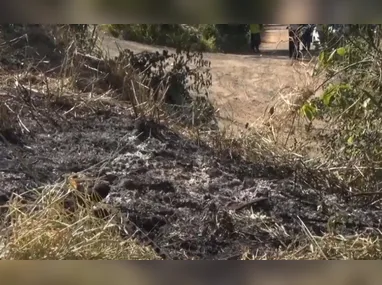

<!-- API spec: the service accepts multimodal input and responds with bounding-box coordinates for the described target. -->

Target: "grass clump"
[0,181,161,260]
[242,233,382,260]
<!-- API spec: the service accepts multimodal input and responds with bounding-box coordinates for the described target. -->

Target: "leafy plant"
[301,24,382,191]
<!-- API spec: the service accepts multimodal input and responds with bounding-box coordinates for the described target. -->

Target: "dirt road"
[99,31,315,128]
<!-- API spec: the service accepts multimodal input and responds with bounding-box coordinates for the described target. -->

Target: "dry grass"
[239,210,382,260]
[242,233,382,260]
[257,60,321,148]
[0,180,161,260]
[0,26,163,260]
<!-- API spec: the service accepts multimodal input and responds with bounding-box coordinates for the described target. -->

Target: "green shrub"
[302,25,382,191]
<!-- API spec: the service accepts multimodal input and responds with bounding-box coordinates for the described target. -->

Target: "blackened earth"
[1,93,382,260]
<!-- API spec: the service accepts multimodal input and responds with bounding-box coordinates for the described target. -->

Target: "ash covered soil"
[1,91,382,260]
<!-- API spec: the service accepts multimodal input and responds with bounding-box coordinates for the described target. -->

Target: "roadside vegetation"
[104,24,250,52]
[300,25,382,195]
[0,24,381,260]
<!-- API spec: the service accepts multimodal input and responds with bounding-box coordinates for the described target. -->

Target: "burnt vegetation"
[0,24,381,260]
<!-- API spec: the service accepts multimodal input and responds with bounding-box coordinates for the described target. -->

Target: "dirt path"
[99,32,315,128]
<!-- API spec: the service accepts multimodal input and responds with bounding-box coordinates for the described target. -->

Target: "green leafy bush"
[302,25,382,191]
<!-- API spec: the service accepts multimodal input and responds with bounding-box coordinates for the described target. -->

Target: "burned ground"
[1,88,382,260]
[1,25,382,260]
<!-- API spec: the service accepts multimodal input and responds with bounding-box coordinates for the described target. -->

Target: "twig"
[232,197,268,212]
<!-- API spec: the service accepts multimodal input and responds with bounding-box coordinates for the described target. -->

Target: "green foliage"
[213,24,250,53]
[105,24,250,53]
[106,24,215,52]
[302,24,382,190]
[300,102,317,121]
